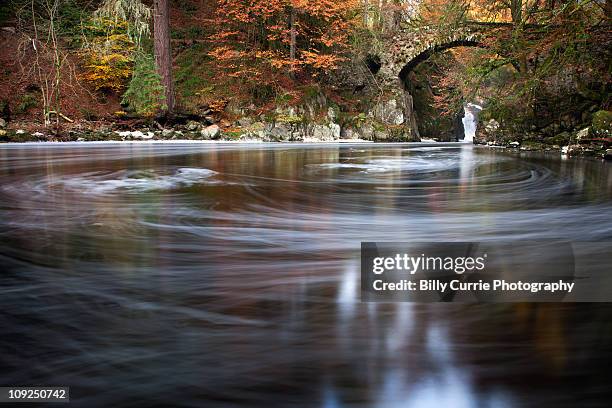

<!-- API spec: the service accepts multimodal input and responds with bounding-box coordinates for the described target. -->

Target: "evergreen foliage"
[121,52,166,117]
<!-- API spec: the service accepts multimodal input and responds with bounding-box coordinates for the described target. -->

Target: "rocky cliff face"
[233,97,413,142]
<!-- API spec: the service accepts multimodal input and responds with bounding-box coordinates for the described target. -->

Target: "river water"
[1,142,611,407]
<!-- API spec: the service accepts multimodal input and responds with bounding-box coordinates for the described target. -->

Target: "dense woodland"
[0,0,610,147]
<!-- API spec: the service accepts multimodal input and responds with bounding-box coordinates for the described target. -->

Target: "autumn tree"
[210,0,358,96]
[80,18,135,93]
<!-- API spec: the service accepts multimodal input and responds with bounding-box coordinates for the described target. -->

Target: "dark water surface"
[1,142,612,407]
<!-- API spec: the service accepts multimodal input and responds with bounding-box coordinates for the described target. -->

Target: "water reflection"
[0,143,611,407]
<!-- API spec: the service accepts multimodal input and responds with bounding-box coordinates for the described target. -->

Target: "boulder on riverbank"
[200,125,221,140]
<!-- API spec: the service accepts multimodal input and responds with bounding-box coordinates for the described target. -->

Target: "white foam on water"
[58,167,218,194]
[308,150,506,175]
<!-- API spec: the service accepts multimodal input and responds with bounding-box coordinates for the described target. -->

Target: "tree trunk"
[289,7,297,78]
[153,0,175,114]
[510,0,523,24]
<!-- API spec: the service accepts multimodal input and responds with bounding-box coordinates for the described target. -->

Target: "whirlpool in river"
[1,142,611,407]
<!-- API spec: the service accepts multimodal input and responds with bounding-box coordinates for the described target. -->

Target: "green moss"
[275,93,294,106]
[546,132,571,146]
[354,112,367,125]
[386,125,410,141]
[262,112,277,123]
[276,114,303,124]
[591,110,612,136]
[335,111,367,128]
[223,130,243,139]
[300,85,321,101]
[178,75,210,98]
[520,141,546,150]
[0,130,37,143]
[372,120,386,132]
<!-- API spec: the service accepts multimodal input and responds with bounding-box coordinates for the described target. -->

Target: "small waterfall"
[461,103,482,143]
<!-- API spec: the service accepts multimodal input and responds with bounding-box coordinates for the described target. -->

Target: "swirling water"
[1,142,611,407]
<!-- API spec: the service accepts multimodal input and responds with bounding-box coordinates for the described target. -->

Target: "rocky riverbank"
[0,120,366,143]
[2,106,611,162]
[475,110,612,160]
[0,95,416,144]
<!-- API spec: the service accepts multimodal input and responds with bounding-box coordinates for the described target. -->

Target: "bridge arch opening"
[398,39,483,85]
[397,41,485,142]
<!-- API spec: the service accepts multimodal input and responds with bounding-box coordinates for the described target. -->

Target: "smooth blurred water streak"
[0,142,611,407]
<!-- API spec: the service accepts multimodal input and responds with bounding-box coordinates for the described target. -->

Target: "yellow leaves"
[96,53,131,65]
[194,86,215,97]
[81,49,133,92]
[81,61,132,92]
[270,58,292,69]
[80,18,135,93]
[255,50,274,59]
[208,99,229,113]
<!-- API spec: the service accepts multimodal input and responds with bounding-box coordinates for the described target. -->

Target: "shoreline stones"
[200,124,221,140]
[185,120,201,131]
[115,130,155,140]
[576,127,590,141]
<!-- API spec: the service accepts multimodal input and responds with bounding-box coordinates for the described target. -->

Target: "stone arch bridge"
[378,24,491,82]
[373,23,503,140]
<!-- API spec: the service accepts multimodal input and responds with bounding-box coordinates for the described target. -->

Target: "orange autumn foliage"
[210,0,358,87]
